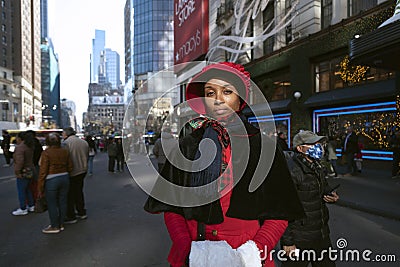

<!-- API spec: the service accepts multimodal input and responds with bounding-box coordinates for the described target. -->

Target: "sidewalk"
[328,164,400,221]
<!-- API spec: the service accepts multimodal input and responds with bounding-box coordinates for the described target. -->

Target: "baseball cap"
[292,130,327,148]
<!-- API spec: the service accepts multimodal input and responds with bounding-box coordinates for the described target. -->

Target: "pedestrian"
[1,129,11,167]
[62,127,89,223]
[281,130,339,267]
[116,138,124,172]
[341,126,359,176]
[11,132,35,215]
[327,136,338,178]
[107,138,117,173]
[144,62,304,267]
[85,135,97,176]
[25,130,43,201]
[390,129,400,178]
[277,132,290,151]
[354,140,364,173]
[99,139,105,152]
[152,127,175,172]
[37,133,73,234]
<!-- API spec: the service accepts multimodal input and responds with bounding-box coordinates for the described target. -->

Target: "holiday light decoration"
[339,55,369,84]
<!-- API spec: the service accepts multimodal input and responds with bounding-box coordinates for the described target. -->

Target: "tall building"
[0,0,42,130]
[104,48,121,89]
[40,0,61,128]
[91,30,106,83]
[41,39,60,127]
[124,0,176,137]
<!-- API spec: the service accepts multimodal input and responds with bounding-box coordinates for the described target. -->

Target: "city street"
[0,152,399,266]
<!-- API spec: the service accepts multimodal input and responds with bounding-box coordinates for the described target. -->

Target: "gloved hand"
[189,240,243,267]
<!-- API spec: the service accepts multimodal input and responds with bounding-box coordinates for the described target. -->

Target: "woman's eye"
[206,91,214,97]
[224,89,233,95]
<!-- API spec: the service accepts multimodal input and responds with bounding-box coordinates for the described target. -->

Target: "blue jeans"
[16,178,34,209]
[88,156,94,174]
[45,174,70,228]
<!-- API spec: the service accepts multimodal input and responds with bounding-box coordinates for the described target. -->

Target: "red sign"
[174,0,209,64]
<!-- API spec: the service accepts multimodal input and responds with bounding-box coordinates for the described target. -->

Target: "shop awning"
[349,20,400,70]
[304,79,397,108]
[243,99,291,116]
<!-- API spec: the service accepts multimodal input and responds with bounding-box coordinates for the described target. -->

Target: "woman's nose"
[214,90,224,104]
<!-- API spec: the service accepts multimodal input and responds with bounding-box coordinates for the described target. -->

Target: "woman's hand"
[323,191,339,203]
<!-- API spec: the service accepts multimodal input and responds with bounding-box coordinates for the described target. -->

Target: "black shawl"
[144,121,305,224]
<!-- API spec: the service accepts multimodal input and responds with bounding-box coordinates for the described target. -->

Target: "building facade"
[91,29,106,83]
[0,0,42,130]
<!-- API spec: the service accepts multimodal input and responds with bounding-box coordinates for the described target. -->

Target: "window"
[348,0,377,17]
[321,0,333,29]
[263,2,275,54]
[314,56,395,92]
[2,35,6,44]
[1,0,5,8]
[260,70,291,101]
[3,71,6,78]
[1,24,5,32]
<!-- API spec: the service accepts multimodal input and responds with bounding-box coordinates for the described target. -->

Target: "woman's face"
[204,78,241,118]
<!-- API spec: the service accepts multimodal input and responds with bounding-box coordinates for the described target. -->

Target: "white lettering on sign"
[206,0,299,62]
[176,29,201,62]
[175,0,196,27]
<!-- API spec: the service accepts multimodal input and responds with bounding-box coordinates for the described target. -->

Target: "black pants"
[345,152,357,174]
[3,149,11,164]
[108,156,116,172]
[281,239,336,267]
[66,173,87,218]
[116,155,124,171]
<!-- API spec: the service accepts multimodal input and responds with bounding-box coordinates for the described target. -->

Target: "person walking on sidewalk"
[37,133,73,234]
[281,130,339,267]
[277,132,290,151]
[107,138,117,173]
[145,62,304,267]
[390,129,400,179]
[116,138,124,172]
[85,135,97,176]
[341,126,359,176]
[1,130,11,167]
[62,127,89,223]
[12,132,35,215]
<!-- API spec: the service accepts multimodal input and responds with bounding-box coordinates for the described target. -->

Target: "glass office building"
[133,0,174,75]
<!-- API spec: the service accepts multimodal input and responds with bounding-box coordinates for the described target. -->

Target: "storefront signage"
[174,0,209,64]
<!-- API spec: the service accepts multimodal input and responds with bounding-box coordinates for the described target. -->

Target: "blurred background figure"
[1,130,11,167]
[26,130,43,201]
[152,127,175,172]
[277,131,290,151]
[85,135,97,176]
[107,138,117,173]
[116,138,124,172]
[341,126,359,176]
[390,129,400,179]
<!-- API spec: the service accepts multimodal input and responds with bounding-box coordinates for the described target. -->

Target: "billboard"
[174,0,209,64]
[92,96,124,105]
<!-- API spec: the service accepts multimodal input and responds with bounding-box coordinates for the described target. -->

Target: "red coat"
[165,189,288,267]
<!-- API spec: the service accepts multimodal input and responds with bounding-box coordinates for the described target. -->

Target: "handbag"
[35,196,48,213]
[21,167,34,179]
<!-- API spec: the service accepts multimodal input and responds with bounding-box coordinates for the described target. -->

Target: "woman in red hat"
[145,62,304,267]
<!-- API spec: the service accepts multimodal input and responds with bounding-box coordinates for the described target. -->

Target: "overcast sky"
[49,0,126,127]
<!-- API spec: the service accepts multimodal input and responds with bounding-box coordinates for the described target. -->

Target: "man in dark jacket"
[281,130,339,267]
[342,126,359,176]
[1,130,11,166]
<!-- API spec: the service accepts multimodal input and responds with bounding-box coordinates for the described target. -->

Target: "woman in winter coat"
[145,62,304,267]
[38,133,73,234]
[12,132,35,216]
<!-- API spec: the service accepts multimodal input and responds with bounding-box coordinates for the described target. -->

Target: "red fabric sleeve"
[253,220,288,260]
[164,212,192,267]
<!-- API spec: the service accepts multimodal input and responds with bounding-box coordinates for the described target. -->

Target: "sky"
[49,0,126,126]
